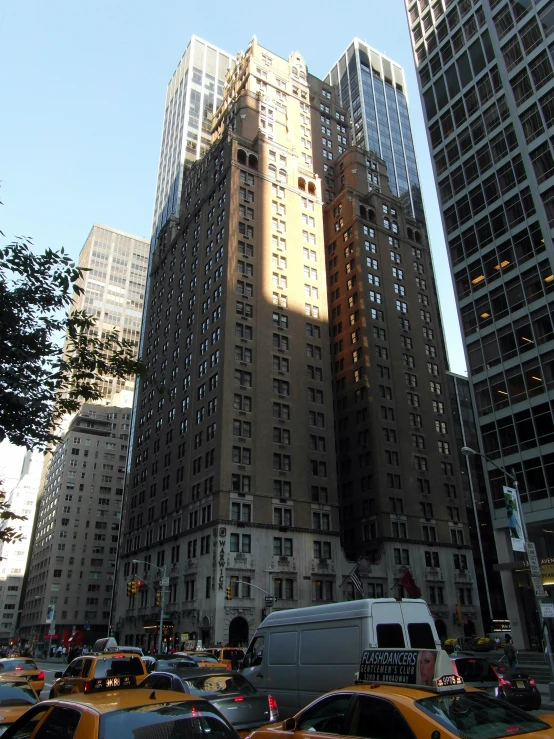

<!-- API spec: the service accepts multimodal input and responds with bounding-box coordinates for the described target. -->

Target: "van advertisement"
[359,649,438,686]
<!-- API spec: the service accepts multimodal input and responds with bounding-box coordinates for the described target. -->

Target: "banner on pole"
[503,486,525,552]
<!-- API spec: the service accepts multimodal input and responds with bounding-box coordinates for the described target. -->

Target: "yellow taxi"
[244,649,554,739]
[206,646,245,668]
[174,650,228,669]
[0,686,243,739]
[49,650,148,698]
[0,658,44,694]
[0,680,39,736]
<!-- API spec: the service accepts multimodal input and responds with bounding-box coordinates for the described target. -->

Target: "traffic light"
[226,586,233,600]
[130,579,137,596]
[155,589,161,606]
[136,579,144,592]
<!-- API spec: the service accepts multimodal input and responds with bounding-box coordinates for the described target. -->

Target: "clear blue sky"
[0,2,466,422]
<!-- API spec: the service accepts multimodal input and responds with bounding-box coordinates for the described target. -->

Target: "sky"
[0,0,467,474]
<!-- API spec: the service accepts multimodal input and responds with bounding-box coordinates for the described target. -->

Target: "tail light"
[268,695,278,720]
[233,696,244,702]
[37,672,45,681]
[499,677,512,687]
[226,664,231,670]
[530,678,536,686]
[83,680,92,693]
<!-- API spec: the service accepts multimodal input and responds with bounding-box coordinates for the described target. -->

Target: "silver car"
[138,668,279,731]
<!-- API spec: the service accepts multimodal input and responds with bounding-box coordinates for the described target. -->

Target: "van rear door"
[370,602,407,648]
[400,602,439,648]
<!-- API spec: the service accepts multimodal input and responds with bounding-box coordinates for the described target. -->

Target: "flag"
[399,570,421,598]
[349,565,364,597]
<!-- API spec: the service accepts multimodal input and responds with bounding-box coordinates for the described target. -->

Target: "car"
[0,659,44,695]
[207,647,245,668]
[114,645,143,656]
[174,651,227,668]
[244,648,553,739]
[450,655,499,692]
[138,667,278,732]
[0,680,40,736]
[49,650,148,698]
[490,661,542,711]
[0,688,243,739]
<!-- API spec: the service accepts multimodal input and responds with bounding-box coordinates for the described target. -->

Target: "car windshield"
[416,692,549,739]
[93,657,144,678]
[158,660,196,670]
[98,701,236,739]
[454,659,499,682]
[183,674,256,696]
[0,660,37,671]
[0,684,38,706]
[190,654,218,663]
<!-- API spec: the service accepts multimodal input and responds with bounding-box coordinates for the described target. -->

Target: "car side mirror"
[54,672,63,679]
[283,718,296,731]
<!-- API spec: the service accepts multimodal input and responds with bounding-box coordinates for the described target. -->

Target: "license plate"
[516,680,525,688]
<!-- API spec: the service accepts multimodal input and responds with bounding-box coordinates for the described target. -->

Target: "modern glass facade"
[405,0,554,645]
[326,39,424,222]
[151,36,233,246]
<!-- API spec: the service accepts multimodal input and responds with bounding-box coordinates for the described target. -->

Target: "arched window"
[367,208,376,221]
[407,227,414,240]
[308,181,316,196]
[248,154,258,170]
[237,149,247,165]
[298,177,306,191]
[415,231,422,243]
[392,221,399,234]
[360,206,367,220]
[268,164,277,179]
[279,169,287,184]
[384,217,390,230]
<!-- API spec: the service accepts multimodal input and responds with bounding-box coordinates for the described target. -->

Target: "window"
[273,537,293,556]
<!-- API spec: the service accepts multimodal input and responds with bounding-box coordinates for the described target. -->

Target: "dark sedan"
[491,661,542,711]
[143,655,199,673]
[138,668,278,731]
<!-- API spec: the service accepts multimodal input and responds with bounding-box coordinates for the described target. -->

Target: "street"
[32,659,554,715]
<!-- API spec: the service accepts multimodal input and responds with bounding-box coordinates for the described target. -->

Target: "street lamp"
[461,446,554,686]
[263,569,276,613]
[132,560,167,654]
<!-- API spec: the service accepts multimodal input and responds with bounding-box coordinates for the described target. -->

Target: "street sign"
[531,575,546,597]
[541,603,554,618]
[161,577,169,586]
[526,542,542,576]
[264,596,276,605]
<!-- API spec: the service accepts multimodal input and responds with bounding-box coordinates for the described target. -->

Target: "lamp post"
[263,569,276,614]
[132,560,167,654]
[461,446,554,687]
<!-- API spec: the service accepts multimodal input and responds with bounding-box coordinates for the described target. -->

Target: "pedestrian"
[150,643,155,656]
[504,638,517,669]
[495,637,501,649]
[56,645,62,659]
[230,650,239,671]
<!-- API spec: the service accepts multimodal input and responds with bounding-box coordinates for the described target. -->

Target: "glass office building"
[151,36,233,245]
[405,0,554,646]
[326,39,424,222]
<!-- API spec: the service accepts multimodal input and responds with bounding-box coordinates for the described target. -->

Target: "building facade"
[405,0,554,644]
[322,146,482,638]
[64,223,149,401]
[0,452,42,646]
[19,400,132,650]
[151,37,233,246]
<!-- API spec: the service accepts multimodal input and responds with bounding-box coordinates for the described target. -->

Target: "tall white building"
[151,36,233,245]
[0,452,42,645]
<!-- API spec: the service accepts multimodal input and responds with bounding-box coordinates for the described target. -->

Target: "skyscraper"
[151,37,233,245]
[405,0,554,644]
[19,400,133,649]
[0,452,41,647]
[326,40,424,222]
[65,223,149,401]
[114,35,483,649]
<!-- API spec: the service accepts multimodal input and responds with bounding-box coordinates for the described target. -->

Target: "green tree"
[0,235,146,450]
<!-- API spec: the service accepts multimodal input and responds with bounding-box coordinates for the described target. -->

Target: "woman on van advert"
[418,650,436,686]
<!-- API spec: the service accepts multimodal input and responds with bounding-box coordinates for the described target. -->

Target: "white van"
[241,598,440,718]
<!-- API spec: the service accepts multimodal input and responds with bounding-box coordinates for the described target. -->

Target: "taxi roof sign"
[357,649,464,693]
